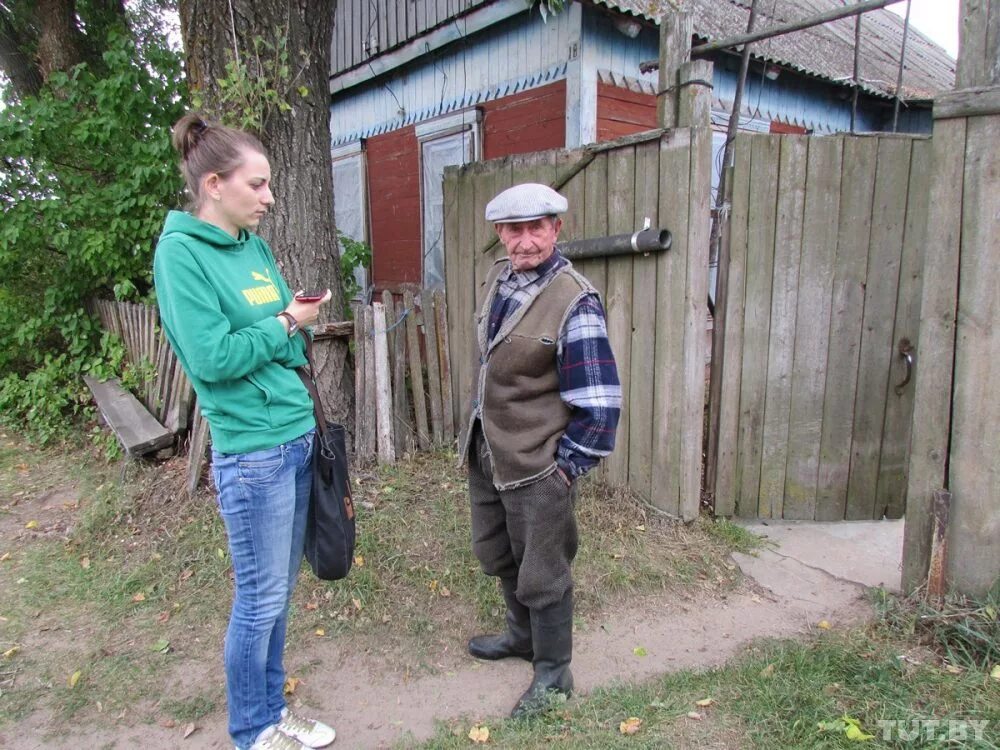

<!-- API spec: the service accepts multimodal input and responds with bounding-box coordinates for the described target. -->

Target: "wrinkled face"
[495,217,562,272]
[201,147,274,236]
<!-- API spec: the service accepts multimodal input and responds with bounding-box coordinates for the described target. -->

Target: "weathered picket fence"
[352,289,453,465]
[90,299,211,492]
[91,299,194,433]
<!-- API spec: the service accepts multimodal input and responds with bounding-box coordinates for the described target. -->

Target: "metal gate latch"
[895,338,914,395]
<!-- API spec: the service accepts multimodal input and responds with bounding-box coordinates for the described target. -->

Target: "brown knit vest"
[459,258,595,490]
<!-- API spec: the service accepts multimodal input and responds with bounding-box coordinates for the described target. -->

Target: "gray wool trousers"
[468,423,579,611]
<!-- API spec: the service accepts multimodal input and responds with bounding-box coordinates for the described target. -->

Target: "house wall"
[361,80,566,291]
[329,11,575,147]
[482,80,567,159]
[366,125,423,288]
[331,0,493,75]
[596,80,657,141]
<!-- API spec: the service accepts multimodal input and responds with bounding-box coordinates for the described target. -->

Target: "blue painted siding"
[330,12,575,146]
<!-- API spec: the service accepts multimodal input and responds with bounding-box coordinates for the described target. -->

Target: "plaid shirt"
[488,251,621,479]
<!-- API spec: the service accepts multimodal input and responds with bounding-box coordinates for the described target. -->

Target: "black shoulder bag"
[297,331,356,581]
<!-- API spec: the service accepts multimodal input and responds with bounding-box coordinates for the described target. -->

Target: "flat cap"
[484,183,568,223]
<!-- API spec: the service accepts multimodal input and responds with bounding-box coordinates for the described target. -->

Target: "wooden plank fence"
[712,132,932,520]
[93,294,451,478]
[442,121,712,521]
[91,299,194,434]
[352,290,454,465]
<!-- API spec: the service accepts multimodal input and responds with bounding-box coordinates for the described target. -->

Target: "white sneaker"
[277,708,336,748]
[242,725,312,750]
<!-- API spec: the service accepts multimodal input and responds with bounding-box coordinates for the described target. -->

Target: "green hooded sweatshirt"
[153,210,315,455]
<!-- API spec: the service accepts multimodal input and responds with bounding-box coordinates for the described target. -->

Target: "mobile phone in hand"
[294,290,326,303]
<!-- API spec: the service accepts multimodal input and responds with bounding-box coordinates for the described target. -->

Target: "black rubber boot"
[468,578,533,661]
[511,590,574,718]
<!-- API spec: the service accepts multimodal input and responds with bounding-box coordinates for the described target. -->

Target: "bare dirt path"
[10,553,871,750]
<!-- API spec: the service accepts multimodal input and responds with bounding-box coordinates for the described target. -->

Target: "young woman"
[154,112,336,750]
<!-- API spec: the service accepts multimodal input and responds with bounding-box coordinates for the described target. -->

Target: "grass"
[0,434,750,728]
[286,451,750,668]
[2,430,997,748]
[415,624,1000,749]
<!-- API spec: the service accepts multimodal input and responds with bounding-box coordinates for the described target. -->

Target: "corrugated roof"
[592,0,955,99]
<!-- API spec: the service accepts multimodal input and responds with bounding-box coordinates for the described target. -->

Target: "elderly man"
[458,183,621,717]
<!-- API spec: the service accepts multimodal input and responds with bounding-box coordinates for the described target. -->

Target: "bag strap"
[296,329,327,437]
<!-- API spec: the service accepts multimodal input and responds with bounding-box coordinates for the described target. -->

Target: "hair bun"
[172,112,212,159]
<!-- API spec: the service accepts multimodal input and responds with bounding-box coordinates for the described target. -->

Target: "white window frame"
[330,141,370,301]
[417,109,481,289]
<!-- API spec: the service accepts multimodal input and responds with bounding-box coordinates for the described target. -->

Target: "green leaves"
[0,33,186,441]
[209,32,312,133]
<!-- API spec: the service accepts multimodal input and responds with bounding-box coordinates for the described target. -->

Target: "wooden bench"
[84,375,174,456]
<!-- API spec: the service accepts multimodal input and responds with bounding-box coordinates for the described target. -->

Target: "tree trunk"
[178,0,353,431]
[0,0,127,99]
[0,11,43,98]
[35,0,90,79]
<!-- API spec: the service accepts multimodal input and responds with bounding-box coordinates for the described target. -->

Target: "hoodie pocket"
[246,372,273,406]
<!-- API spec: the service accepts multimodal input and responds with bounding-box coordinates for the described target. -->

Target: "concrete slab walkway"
[735,519,905,592]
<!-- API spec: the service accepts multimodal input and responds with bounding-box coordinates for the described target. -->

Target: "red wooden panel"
[366,125,422,289]
[596,82,657,142]
[482,80,567,160]
[770,121,809,135]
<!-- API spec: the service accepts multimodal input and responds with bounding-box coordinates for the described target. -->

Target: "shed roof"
[592,0,956,99]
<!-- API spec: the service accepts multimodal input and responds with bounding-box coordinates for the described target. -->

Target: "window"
[331,142,368,299]
[417,111,480,289]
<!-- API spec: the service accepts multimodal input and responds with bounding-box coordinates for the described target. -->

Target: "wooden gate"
[443,126,711,520]
[713,132,932,520]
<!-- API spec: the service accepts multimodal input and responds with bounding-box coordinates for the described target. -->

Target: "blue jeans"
[211,429,315,750]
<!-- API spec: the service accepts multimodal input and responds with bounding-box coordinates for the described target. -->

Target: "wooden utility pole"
[654,8,712,521]
[656,8,693,129]
[891,0,913,132]
[902,0,1000,597]
[705,0,759,502]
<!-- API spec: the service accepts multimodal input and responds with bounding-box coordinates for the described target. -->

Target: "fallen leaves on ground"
[183,722,196,739]
[817,620,831,630]
[759,663,775,678]
[818,716,873,741]
[3,646,20,659]
[633,646,647,657]
[151,638,170,654]
[695,697,714,707]
[315,628,326,637]
[284,677,300,695]
[991,665,1000,682]
[24,520,38,529]
[468,724,490,743]
[68,670,82,688]
[619,717,642,735]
